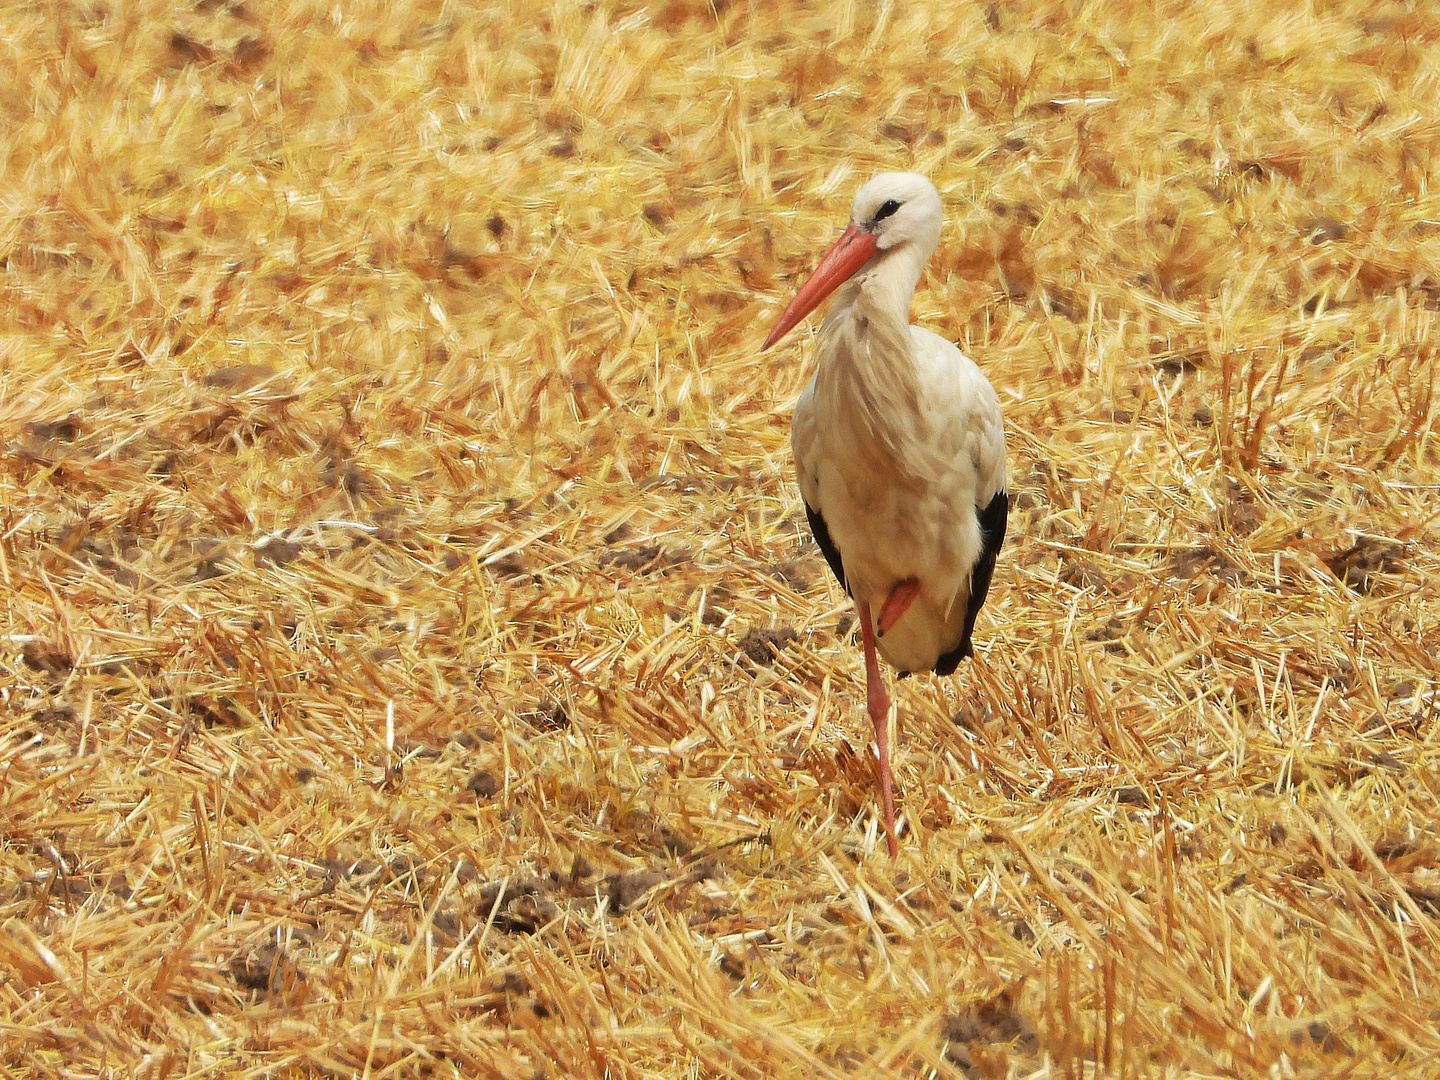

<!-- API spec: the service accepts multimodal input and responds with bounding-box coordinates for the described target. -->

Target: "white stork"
[762,172,1008,857]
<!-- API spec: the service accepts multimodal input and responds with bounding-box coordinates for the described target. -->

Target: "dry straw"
[2,0,1439,1076]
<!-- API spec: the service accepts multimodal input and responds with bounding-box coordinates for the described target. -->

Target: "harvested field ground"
[3,1,1440,1076]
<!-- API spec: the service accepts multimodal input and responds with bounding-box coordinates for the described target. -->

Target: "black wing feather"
[933,489,1009,676]
[804,502,850,596]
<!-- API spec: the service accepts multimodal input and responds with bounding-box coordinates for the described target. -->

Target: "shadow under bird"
[762,172,1008,857]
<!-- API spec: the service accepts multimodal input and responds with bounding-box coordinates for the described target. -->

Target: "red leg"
[876,577,921,637]
[857,600,899,858]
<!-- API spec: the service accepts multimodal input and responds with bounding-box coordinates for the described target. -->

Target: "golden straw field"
[4,0,1440,1075]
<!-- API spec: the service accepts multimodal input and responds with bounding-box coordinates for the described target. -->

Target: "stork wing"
[792,378,849,591]
[912,326,1007,676]
[933,488,1008,675]
[804,502,848,595]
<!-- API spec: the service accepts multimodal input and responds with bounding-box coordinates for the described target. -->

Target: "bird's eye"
[873,199,902,223]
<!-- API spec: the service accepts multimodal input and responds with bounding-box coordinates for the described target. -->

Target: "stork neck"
[820,238,928,367]
[814,240,939,482]
[857,240,928,321]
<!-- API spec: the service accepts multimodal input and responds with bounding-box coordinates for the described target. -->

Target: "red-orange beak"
[762,223,878,350]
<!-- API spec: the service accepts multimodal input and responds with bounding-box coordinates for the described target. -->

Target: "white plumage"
[764,172,1008,856]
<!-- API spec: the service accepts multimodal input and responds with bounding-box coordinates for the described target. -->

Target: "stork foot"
[876,578,921,637]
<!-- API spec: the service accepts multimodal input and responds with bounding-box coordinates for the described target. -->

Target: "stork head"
[850,171,944,255]
[763,172,944,350]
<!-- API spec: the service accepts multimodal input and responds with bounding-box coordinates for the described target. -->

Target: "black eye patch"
[872,199,902,224]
